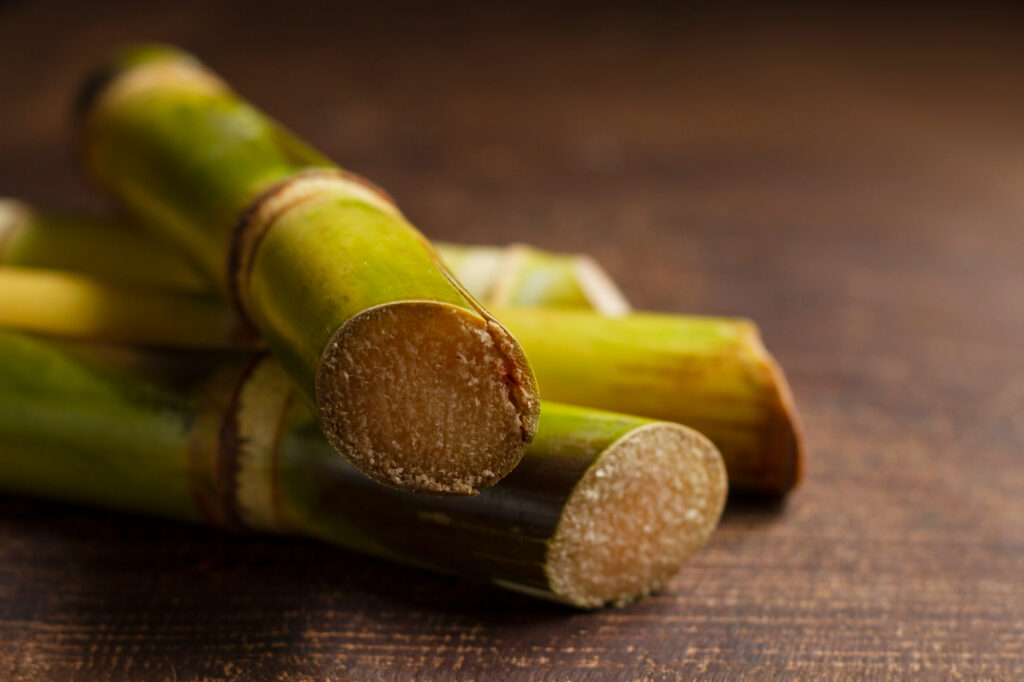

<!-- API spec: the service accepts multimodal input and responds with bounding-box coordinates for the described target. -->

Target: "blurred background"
[3,3,1024,334]
[1,2,1021,678]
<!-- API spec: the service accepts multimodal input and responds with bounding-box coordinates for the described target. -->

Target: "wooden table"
[1,3,1022,679]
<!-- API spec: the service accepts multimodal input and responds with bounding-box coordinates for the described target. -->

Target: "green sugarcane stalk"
[497,308,802,495]
[0,329,727,608]
[0,199,209,292]
[75,45,540,495]
[0,199,630,313]
[0,266,801,494]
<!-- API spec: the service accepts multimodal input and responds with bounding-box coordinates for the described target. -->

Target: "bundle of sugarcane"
[0,44,803,607]
[0,329,726,608]
[0,202,801,494]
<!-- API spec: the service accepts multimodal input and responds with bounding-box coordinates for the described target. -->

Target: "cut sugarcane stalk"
[497,308,802,495]
[0,199,630,313]
[0,266,254,349]
[0,329,727,608]
[0,199,208,292]
[75,45,540,495]
[0,266,801,494]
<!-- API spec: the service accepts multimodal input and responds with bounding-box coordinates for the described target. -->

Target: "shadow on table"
[0,488,793,677]
[0,495,589,678]
[722,492,790,519]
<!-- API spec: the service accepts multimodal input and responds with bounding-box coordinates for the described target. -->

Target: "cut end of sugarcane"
[761,350,805,494]
[316,301,540,496]
[74,44,221,125]
[745,324,805,495]
[546,423,727,608]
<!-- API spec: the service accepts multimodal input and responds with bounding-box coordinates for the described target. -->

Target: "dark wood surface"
[1,3,1023,679]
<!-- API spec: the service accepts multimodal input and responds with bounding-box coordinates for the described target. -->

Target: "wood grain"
[0,3,1022,679]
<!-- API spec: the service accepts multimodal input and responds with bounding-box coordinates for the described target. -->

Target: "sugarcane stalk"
[0,266,253,349]
[0,199,208,292]
[75,45,540,495]
[0,199,630,313]
[0,329,727,608]
[0,266,801,494]
[497,308,802,494]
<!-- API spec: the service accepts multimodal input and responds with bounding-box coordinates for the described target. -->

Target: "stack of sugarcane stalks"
[0,45,802,608]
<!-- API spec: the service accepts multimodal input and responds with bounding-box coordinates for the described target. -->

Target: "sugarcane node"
[546,422,727,607]
[487,243,528,306]
[188,352,297,532]
[232,357,297,531]
[314,301,539,496]
[183,355,254,529]
[209,353,269,531]
[0,199,28,261]
[572,254,633,316]
[226,168,397,324]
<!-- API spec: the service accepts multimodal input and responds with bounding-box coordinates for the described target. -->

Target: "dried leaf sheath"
[0,330,727,608]
[75,46,540,494]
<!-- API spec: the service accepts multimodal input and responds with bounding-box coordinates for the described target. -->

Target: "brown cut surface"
[317,301,535,495]
[548,424,726,607]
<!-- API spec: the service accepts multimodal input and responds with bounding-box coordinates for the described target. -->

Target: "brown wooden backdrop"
[1,3,1022,679]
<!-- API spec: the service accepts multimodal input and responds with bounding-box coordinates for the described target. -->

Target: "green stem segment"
[0,266,801,494]
[0,329,726,608]
[0,200,208,292]
[75,45,540,495]
[495,308,802,495]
